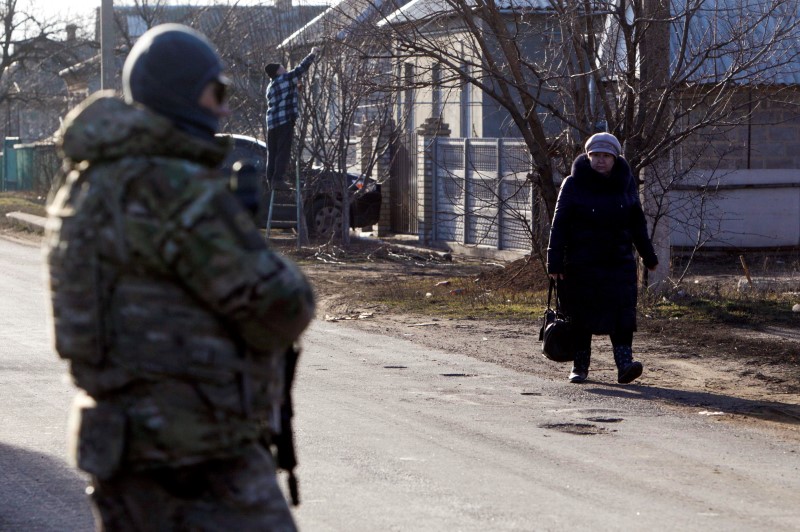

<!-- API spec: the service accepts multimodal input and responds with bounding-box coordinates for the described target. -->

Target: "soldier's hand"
[310,46,319,57]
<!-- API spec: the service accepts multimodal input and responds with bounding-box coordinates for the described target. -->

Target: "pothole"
[440,373,477,377]
[539,422,609,435]
[585,417,624,423]
[384,365,407,369]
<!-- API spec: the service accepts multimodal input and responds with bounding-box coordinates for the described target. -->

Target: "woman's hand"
[548,273,564,280]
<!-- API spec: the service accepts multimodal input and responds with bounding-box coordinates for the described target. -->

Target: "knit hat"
[584,132,622,157]
[122,24,227,140]
[265,63,282,79]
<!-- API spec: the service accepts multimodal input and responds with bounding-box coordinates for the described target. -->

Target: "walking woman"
[546,132,658,384]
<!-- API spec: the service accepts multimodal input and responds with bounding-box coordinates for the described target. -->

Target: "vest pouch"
[48,242,107,365]
[68,393,126,480]
[125,381,264,468]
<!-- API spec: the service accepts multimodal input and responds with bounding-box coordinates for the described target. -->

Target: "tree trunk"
[637,0,671,293]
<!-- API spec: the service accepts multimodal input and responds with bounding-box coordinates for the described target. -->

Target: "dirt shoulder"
[293,237,800,438]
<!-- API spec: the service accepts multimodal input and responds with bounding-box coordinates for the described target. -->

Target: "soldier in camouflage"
[44,24,314,531]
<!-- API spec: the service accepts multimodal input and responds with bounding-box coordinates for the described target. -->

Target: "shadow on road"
[0,443,94,531]
[585,385,800,426]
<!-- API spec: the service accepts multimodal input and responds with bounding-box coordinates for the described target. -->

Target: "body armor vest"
[47,160,282,471]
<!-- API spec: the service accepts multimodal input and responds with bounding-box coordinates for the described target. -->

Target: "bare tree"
[294,41,395,244]
[276,1,401,244]
[0,0,89,142]
[104,1,324,139]
[346,0,800,282]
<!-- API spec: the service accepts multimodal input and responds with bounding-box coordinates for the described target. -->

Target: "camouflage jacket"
[45,92,315,474]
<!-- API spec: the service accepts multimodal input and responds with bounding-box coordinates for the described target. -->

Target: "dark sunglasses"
[213,82,228,103]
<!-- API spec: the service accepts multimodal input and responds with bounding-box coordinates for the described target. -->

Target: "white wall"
[669,170,800,248]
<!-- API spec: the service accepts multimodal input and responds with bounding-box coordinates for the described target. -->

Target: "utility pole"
[638,0,671,292]
[100,0,115,90]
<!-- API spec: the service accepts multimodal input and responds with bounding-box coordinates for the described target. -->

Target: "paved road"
[0,237,93,531]
[1,236,799,531]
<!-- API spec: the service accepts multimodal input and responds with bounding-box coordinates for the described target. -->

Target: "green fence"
[1,137,59,194]
[2,137,19,191]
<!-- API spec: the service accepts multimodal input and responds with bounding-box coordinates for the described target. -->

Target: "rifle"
[228,165,301,504]
[276,344,301,506]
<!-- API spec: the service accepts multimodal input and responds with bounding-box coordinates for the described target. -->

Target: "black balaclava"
[122,24,225,141]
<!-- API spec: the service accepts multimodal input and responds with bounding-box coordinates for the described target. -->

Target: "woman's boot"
[613,345,643,384]
[568,350,591,383]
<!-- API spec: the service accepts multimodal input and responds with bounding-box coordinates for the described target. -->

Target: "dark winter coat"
[546,154,658,334]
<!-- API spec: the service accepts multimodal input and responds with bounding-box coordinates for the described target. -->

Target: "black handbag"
[539,278,574,362]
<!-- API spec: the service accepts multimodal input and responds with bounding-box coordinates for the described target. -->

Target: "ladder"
[264,164,308,247]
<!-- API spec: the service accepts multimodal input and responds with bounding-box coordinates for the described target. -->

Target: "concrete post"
[100,0,115,91]
[416,117,451,244]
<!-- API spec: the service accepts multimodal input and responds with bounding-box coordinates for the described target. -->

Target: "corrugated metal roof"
[378,0,553,27]
[281,0,413,48]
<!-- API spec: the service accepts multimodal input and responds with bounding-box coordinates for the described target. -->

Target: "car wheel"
[309,197,343,237]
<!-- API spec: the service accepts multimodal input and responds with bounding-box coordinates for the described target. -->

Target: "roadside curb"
[7,212,45,233]
[3,211,524,264]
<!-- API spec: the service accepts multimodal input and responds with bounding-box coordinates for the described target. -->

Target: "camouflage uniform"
[45,91,314,531]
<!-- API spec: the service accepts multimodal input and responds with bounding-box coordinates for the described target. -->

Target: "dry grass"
[275,236,800,327]
[0,191,46,218]
[368,274,545,320]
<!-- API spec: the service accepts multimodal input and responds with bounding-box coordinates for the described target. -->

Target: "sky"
[26,0,332,38]
[32,0,331,14]
[30,0,330,20]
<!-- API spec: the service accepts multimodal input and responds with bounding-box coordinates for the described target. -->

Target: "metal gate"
[390,131,418,234]
[432,137,539,251]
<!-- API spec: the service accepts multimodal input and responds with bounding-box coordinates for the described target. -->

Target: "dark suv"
[218,134,382,236]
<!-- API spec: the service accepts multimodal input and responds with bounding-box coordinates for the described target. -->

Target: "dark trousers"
[572,327,634,352]
[266,121,295,185]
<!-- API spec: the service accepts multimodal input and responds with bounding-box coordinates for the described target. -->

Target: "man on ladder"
[264,47,318,233]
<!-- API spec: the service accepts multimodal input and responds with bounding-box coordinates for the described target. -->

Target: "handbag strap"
[547,278,562,312]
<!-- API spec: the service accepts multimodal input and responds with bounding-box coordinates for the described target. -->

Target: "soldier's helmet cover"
[122,23,228,140]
